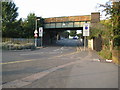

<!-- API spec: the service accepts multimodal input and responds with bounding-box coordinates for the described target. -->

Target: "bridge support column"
[91,12,102,51]
[43,30,51,45]
[57,33,60,40]
[91,12,100,23]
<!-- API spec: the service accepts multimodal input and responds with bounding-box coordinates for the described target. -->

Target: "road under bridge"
[40,12,100,45]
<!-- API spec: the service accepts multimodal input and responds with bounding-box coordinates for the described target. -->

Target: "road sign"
[39,27,43,37]
[34,29,38,34]
[83,23,90,36]
[34,33,38,38]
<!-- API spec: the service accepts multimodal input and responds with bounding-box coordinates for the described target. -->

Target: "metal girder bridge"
[44,15,91,30]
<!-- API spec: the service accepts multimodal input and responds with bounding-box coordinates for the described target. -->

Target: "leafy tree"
[77,33,82,38]
[60,31,69,38]
[89,1,120,50]
[69,30,77,37]
[22,13,44,38]
[2,1,20,37]
[98,1,120,47]
[2,1,18,23]
[22,13,36,38]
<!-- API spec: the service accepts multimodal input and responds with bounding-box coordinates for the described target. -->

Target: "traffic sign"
[34,33,38,38]
[39,27,43,37]
[83,23,90,36]
[34,29,38,34]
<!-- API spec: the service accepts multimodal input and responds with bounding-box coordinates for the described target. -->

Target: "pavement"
[2,47,118,88]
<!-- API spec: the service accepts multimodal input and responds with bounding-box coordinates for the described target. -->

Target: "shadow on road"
[47,39,84,47]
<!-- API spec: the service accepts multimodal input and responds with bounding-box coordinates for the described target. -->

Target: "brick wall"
[91,12,100,23]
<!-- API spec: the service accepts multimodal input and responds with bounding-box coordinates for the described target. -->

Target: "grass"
[98,49,112,60]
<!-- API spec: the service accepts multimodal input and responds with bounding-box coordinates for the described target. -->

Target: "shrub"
[113,35,120,47]
[2,42,35,50]
[98,50,112,60]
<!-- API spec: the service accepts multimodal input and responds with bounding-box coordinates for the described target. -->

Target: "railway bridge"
[41,12,100,45]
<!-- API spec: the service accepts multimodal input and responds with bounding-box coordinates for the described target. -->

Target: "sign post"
[39,27,43,47]
[34,30,38,47]
[83,23,90,51]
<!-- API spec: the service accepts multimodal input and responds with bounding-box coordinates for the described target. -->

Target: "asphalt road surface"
[1,39,118,88]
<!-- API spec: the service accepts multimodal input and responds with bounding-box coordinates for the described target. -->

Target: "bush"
[2,42,35,50]
[98,50,112,60]
[113,35,120,46]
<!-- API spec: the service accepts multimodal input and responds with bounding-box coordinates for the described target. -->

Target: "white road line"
[20,52,44,55]
[20,47,66,56]
[53,49,60,51]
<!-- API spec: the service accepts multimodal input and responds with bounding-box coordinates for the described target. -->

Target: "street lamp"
[34,18,40,47]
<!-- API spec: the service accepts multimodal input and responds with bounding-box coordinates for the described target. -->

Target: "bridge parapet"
[44,12,100,29]
[44,15,91,23]
[44,15,91,29]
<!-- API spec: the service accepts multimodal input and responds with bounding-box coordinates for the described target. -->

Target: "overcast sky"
[13,0,109,19]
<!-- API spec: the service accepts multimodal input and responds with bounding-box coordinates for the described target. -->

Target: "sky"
[13,0,109,19]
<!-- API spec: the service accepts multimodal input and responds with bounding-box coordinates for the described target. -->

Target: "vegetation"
[2,1,43,38]
[2,42,35,50]
[77,33,82,39]
[60,31,69,38]
[69,30,77,37]
[89,1,120,62]
[98,1,120,48]
[2,1,19,37]
[98,50,112,60]
[89,1,120,49]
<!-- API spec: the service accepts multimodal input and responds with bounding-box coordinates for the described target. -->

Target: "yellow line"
[0,59,35,65]
[1,47,81,65]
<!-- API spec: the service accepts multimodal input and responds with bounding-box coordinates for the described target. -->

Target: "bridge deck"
[44,15,91,29]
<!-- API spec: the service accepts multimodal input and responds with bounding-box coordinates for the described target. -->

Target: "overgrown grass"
[98,50,112,60]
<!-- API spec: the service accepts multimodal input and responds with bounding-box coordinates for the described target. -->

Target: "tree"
[22,13,43,38]
[22,13,36,38]
[69,30,77,37]
[2,1,19,37]
[60,31,69,38]
[2,1,25,38]
[2,1,18,23]
[98,1,120,47]
[77,33,82,38]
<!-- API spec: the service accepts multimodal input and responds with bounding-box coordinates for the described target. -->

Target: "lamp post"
[34,18,40,47]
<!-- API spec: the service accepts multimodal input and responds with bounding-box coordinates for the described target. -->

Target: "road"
[2,39,118,88]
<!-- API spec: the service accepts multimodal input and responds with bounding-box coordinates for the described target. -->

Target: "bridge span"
[41,12,100,45]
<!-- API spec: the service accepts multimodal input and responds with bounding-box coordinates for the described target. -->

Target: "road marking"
[21,47,65,56]
[0,59,36,65]
[20,52,44,55]
[1,47,81,65]
[52,51,78,58]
